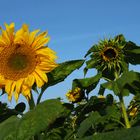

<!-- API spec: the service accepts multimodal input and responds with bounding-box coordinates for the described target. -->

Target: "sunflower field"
[0,23,140,140]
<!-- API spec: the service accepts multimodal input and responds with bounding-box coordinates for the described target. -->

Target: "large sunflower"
[0,23,58,101]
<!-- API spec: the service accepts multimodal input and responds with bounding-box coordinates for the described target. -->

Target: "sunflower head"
[129,106,138,117]
[85,35,127,80]
[0,23,58,101]
[128,95,140,117]
[66,87,84,103]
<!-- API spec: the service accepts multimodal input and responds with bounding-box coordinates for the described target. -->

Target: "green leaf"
[124,41,140,65]
[44,127,66,140]
[85,44,98,57]
[85,59,98,69]
[77,105,121,138]
[102,71,140,96]
[0,116,20,140]
[84,59,98,75]
[105,105,121,121]
[128,49,140,54]
[114,34,126,43]
[37,60,85,104]
[76,126,140,140]
[72,73,102,94]
[77,111,102,138]
[0,99,70,140]
[45,59,85,88]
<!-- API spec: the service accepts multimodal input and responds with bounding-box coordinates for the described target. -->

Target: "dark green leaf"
[124,41,140,65]
[72,73,102,94]
[0,99,70,140]
[114,34,126,43]
[85,44,98,57]
[77,111,102,138]
[76,126,140,140]
[0,116,20,140]
[128,49,140,54]
[85,59,98,69]
[101,71,140,96]
[45,60,84,88]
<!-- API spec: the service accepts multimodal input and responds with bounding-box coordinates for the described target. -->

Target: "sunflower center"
[103,48,117,61]
[0,44,40,80]
[8,54,28,70]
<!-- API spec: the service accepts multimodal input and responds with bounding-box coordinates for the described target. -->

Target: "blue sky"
[0,0,140,108]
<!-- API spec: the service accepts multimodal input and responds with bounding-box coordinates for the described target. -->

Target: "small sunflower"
[85,35,127,80]
[0,23,58,101]
[66,87,84,103]
[129,106,138,117]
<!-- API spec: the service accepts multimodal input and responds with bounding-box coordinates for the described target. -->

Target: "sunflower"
[0,23,58,101]
[85,35,127,80]
[129,107,138,117]
[66,87,84,103]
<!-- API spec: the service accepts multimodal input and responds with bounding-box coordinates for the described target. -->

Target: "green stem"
[111,118,125,127]
[115,71,131,128]
[119,96,131,128]
[37,88,46,104]
[29,91,36,110]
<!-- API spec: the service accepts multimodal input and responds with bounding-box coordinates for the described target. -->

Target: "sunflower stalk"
[37,88,47,104]
[115,71,131,128]
[119,96,131,128]
[29,92,36,110]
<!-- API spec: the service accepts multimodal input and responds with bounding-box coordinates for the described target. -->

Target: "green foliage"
[101,71,140,96]
[76,126,140,140]
[1,34,140,139]
[124,41,140,65]
[0,99,71,140]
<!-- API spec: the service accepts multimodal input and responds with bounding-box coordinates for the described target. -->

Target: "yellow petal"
[0,37,7,46]
[32,31,50,49]
[5,80,16,101]
[14,24,29,44]
[15,79,24,94]
[33,72,44,88]
[28,29,40,45]
[1,30,11,45]
[35,69,48,83]
[5,80,12,94]
[24,74,35,87]
[14,92,20,102]
[3,23,15,44]
[36,47,57,60]
[21,85,31,100]
[37,61,58,72]
[22,24,29,32]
